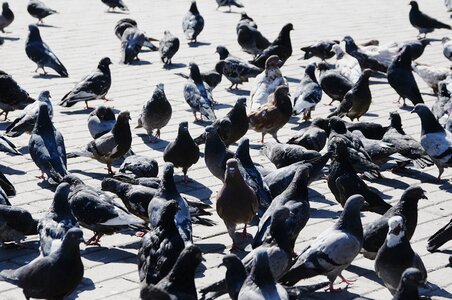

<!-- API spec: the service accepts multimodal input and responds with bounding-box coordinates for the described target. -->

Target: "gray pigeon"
[409,1,451,38]
[300,39,339,60]
[6,90,53,137]
[114,18,158,51]
[317,61,353,105]
[0,135,21,156]
[120,26,146,64]
[27,0,57,24]
[0,2,13,33]
[101,0,128,11]
[352,130,397,166]
[0,204,38,246]
[182,1,204,43]
[159,30,180,66]
[392,268,424,300]
[236,12,257,32]
[237,21,270,57]
[204,125,234,181]
[287,117,329,151]
[25,24,68,77]
[216,0,243,12]
[136,83,172,142]
[119,155,158,178]
[292,63,322,121]
[87,105,116,139]
[442,37,452,62]
[279,195,364,292]
[261,142,321,168]
[374,216,427,295]
[0,70,35,120]
[29,102,67,183]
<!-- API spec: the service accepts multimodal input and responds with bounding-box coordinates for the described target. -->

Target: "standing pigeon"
[409,1,451,37]
[0,70,35,120]
[216,0,243,12]
[279,195,364,291]
[412,104,452,179]
[0,228,84,300]
[101,0,128,11]
[159,30,180,66]
[136,83,172,142]
[67,111,132,174]
[287,118,329,151]
[292,63,323,121]
[399,39,430,60]
[342,36,387,73]
[300,40,339,61]
[317,61,354,105]
[332,44,362,84]
[427,218,452,252]
[442,37,452,62]
[0,204,38,246]
[374,216,427,295]
[163,122,199,183]
[27,0,57,24]
[392,268,424,300]
[120,27,146,64]
[236,12,257,32]
[59,57,112,109]
[6,90,52,137]
[114,18,158,51]
[182,1,204,43]
[411,62,450,94]
[25,24,68,77]
[87,105,116,139]
[29,103,67,183]
[0,2,13,33]
[204,125,234,181]
[237,22,270,57]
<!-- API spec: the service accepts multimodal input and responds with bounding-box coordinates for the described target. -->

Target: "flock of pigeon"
[0,0,451,299]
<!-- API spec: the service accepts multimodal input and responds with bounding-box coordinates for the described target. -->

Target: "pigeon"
[0,70,36,120]
[0,204,38,246]
[342,36,387,73]
[59,57,112,109]
[427,218,452,252]
[345,120,389,140]
[194,97,248,147]
[182,1,204,43]
[432,82,451,122]
[317,61,354,105]
[261,142,321,169]
[237,22,270,57]
[238,250,289,300]
[352,130,397,166]
[215,46,262,90]
[120,26,146,64]
[392,268,424,300]
[64,174,145,245]
[140,245,204,300]
[112,174,161,189]
[409,1,451,38]
[25,24,68,77]
[356,41,399,69]
[411,62,450,94]
[398,39,431,60]
[38,182,78,256]
[136,83,172,142]
[0,2,13,33]
[216,158,259,251]
[287,117,329,151]
[0,170,15,197]
[29,103,67,183]
[292,63,323,121]
[176,68,222,91]
[412,104,452,179]
[138,200,184,285]
[163,122,199,183]
[362,186,427,259]
[101,0,128,11]
[250,55,287,110]
[374,216,427,295]
[67,111,132,174]
[0,135,21,156]
[0,228,84,300]
[148,163,192,243]
[442,37,452,62]
[119,155,158,178]
[114,18,158,51]
[159,30,180,66]
[250,23,293,69]
[27,0,57,25]
[332,44,362,84]
[87,105,116,139]
[204,125,234,181]
[236,12,257,32]
[249,85,293,143]
[183,62,216,121]
[216,0,243,12]
[279,195,364,291]
[5,90,52,137]
[300,40,339,60]
[388,47,423,106]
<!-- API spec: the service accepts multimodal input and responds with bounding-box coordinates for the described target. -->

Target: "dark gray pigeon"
[0,135,21,156]
[0,227,84,300]
[342,36,387,73]
[120,27,146,64]
[0,170,15,197]
[29,102,67,183]
[136,83,172,142]
[119,155,158,178]
[87,105,116,139]
[27,0,57,24]
[374,216,427,295]
[25,24,68,77]
[400,39,431,60]
[409,1,451,38]
[300,40,339,60]
[176,68,222,91]
[159,30,180,66]
[317,61,353,105]
[0,204,38,246]
[0,2,13,33]
[182,1,204,43]
[38,182,78,256]
[216,0,243,12]
[352,130,396,166]
[279,195,364,291]
[262,142,321,168]
[392,268,424,300]
[236,12,257,32]
[237,22,270,57]
[292,63,322,121]
[0,70,35,120]
[427,218,452,252]
[114,18,158,51]
[59,57,112,109]
[204,125,234,181]
[287,118,329,151]
[101,0,128,11]
[345,119,389,140]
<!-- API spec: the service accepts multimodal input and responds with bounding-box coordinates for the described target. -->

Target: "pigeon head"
[312,117,329,131]
[62,228,84,249]
[328,116,347,134]
[153,83,167,101]
[204,125,217,138]
[188,62,202,81]
[38,90,51,101]
[317,61,330,71]
[236,97,247,107]
[225,158,240,179]
[335,195,364,237]
[361,69,373,78]
[178,121,189,133]
[167,245,204,289]
[215,46,230,60]
[240,12,253,21]
[99,57,112,67]
[282,23,294,32]
[219,254,241,268]
[161,162,175,182]
[2,2,9,10]
[94,105,115,121]
[117,111,131,122]
[63,174,84,186]
[412,104,444,134]
[34,102,53,132]
[158,200,179,226]
[331,44,345,58]
[189,1,199,14]
[305,63,317,80]
[399,268,424,290]
[265,55,282,69]
[401,186,427,204]
[388,111,403,129]
[439,82,450,97]
[28,24,41,40]
[51,182,72,215]
[342,36,358,52]
[387,215,406,247]
[409,1,419,9]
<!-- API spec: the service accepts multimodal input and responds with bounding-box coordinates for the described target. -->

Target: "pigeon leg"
[339,274,356,285]
[260,133,265,143]
[325,99,335,106]
[227,83,235,90]
[325,283,342,293]
[106,164,115,175]
[102,96,113,102]
[84,101,93,110]
[193,112,200,122]
[242,224,248,239]
[437,166,444,181]
[36,172,46,180]
[85,233,101,246]
[155,129,161,138]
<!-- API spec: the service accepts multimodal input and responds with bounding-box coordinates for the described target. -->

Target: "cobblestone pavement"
[0,0,451,299]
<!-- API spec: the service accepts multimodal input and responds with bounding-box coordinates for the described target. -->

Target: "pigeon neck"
[235,142,253,168]
[335,207,363,240]
[189,2,199,14]
[393,283,420,300]
[390,119,405,135]
[205,132,227,157]
[418,111,445,135]
[285,172,309,200]
[274,28,291,49]
[190,67,204,84]
[34,108,54,134]
[50,195,72,216]
[98,64,111,75]
[160,172,179,198]
[112,118,132,148]
[305,67,318,84]
[57,239,81,260]
[3,6,13,19]
[396,51,412,68]
[344,40,358,53]
[104,180,129,198]
[386,230,407,248]
[229,102,247,122]
[355,73,370,89]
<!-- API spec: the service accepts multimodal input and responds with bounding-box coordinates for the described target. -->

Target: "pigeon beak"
[201,256,206,262]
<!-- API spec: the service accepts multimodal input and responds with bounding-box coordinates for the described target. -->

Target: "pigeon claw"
[339,275,356,285]
[325,284,342,293]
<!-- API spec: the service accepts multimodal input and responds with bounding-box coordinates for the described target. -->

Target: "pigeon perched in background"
[27,0,57,24]
[59,57,112,109]
[409,1,451,38]
[427,218,452,252]
[342,36,387,73]
[0,204,38,246]
[101,0,128,11]
[300,40,339,61]
[279,195,364,291]
[287,118,329,151]
[25,24,68,77]
[114,18,158,51]
[0,135,21,156]
[412,104,452,179]
[362,186,427,259]
[0,228,84,300]
[120,27,146,64]
[0,170,15,197]
[204,126,234,181]
[237,20,270,57]
[136,83,172,142]
[317,61,353,105]
[332,44,362,84]
[250,23,293,69]
[374,216,427,295]
[159,30,180,66]
[6,90,52,137]
[261,142,321,169]
[292,63,322,121]
[182,1,204,43]
[442,37,452,62]
[216,0,244,12]
[392,268,424,300]
[67,111,131,174]
[0,2,14,33]
[250,55,287,110]
[87,105,116,139]
[0,71,35,120]
[38,182,78,256]
[411,62,450,94]
[163,122,199,183]
[118,155,158,178]
[29,103,67,183]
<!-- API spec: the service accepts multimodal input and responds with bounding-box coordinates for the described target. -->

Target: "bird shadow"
[227,89,250,96]
[374,175,410,190]
[391,167,439,184]
[69,169,107,181]
[363,112,379,117]
[116,240,142,250]
[214,102,233,109]
[0,164,25,175]
[68,277,96,299]
[136,133,169,152]
[37,24,60,29]
[81,246,136,264]
[0,36,20,41]
[369,79,388,85]
[196,242,226,254]
[399,105,415,112]
[421,92,436,97]
[105,10,128,14]
[217,10,242,14]
[285,76,301,84]
[130,60,151,66]
[424,282,452,299]
[310,207,341,219]
[32,73,62,79]
[188,41,211,47]
[37,180,58,191]
[163,63,187,70]
[60,109,94,115]
[0,122,9,130]
[346,264,382,283]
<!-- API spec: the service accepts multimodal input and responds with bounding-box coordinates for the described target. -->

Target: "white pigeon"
[442,37,452,62]
[332,44,361,83]
[411,62,451,94]
[360,41,399,68]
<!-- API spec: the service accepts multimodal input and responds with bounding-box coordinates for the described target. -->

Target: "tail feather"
[175,72,189,79]
[427,219,452,252]
[285,281,330,298]
[199,279,227,300]
[193,132,206,145]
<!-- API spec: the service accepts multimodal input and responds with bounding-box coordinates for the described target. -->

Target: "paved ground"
[0,0,451,299]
